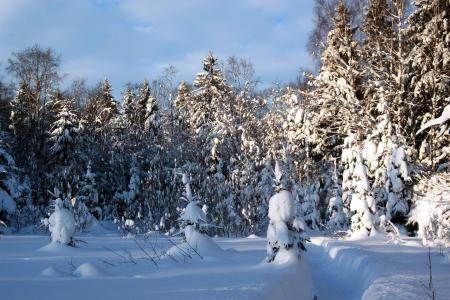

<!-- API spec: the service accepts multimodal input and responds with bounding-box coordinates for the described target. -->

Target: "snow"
[416,104,450,135]
[0,231,315,300]
[167,225,226,259]
[2,231,448,299]
[73,262,109,278]
[48,199,76,245]
[40,266,70,278]
[268,190,294,223]
[180,202,206,225]
[309,235,450,300]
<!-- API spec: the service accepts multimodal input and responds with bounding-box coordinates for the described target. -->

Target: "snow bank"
[73,263,109,278]
[310,236,448,300]
[247,234,260,239]
[39,266,70,278]
[167,225,225,260]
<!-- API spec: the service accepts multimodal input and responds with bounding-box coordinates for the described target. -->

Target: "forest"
[0,0,448,249]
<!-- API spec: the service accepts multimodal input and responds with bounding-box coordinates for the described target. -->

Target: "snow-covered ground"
[0,227,449,300]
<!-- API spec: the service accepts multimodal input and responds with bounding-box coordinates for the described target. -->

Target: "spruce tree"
[408,0,450,169]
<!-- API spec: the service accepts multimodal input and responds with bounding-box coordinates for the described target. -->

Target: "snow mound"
[272,248,300,266]
[73,263,108,278]
[39,266,70,278]
[167,225,225,260]
[247,234,260,239]
[268,190,294,223]
[38,241,78,253]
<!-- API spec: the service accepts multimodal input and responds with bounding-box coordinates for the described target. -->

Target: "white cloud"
[0,0,315,94]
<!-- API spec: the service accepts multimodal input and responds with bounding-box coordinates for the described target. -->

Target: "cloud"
[0,0,315,96]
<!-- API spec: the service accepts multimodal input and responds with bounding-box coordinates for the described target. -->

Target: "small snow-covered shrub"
[266,161,308,263]
[409,172,450,247]
[166,173,224,259]
[46,198,76,246]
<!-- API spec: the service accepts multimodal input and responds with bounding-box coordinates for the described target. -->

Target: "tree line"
[0,0,448,243]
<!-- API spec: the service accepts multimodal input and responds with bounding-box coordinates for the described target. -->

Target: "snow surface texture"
[0,230,315,300]
[48,198,76,245]
[2,231,448,300]
[166,225,226,260]
[308,235,450,300]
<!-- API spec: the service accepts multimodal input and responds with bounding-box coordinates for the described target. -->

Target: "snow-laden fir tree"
[409,172,450,247]
[9,82,38,164]
[298,181,321,230]
[408,0,450,169]
[167,173,224,259]
[341,135,376,236]
[266,160,307,263]
[144,90,159,134]
[0,133,21,226]
[307,0,366,160]
[122,86,135,123]
[137,80,151,127]
[326,159,347,230]
[360,0,408,126]
[86,78,119,129]
[77,161,100,219]
[73,161,100,229]
[113,160,141,227]
[46,197,76,246]
[48,95,80,163]
[361,99,412,224]
[192,52,233,174]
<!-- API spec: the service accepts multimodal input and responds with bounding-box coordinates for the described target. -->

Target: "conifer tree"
[307,1,366,160]
[408,0,450,169]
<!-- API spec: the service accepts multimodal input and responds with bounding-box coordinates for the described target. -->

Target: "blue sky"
[0,0,315,95]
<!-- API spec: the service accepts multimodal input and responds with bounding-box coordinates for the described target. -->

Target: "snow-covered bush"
[409,173,450,247]
[77,161,100,220]
[46,198,76,246]
[166,173,224,259]
[266,161,308,263]
[342,135,376,237]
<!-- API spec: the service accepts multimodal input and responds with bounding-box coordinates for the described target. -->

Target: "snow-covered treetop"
[268,190,295,223]
[180,201,206,225]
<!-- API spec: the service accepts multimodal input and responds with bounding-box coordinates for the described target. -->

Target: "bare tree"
[6,44,61,105]
[223,56,258,94]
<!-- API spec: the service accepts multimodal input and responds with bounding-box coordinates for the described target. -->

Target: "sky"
[0,0,315,96]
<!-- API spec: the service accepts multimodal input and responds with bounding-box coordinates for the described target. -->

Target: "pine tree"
[48,95,79,164]
[341,135,376,236]
[137,80,152,128]
[144,91,159,134]
[77,161,100,220]
[192,52,233,175]
[122,86,135,123]
[9,82,37,161]
[307,1,366,161]
[86,78,119,128]
[0,132,20,226]
[408,0,450,169]
[266,160,308,263]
